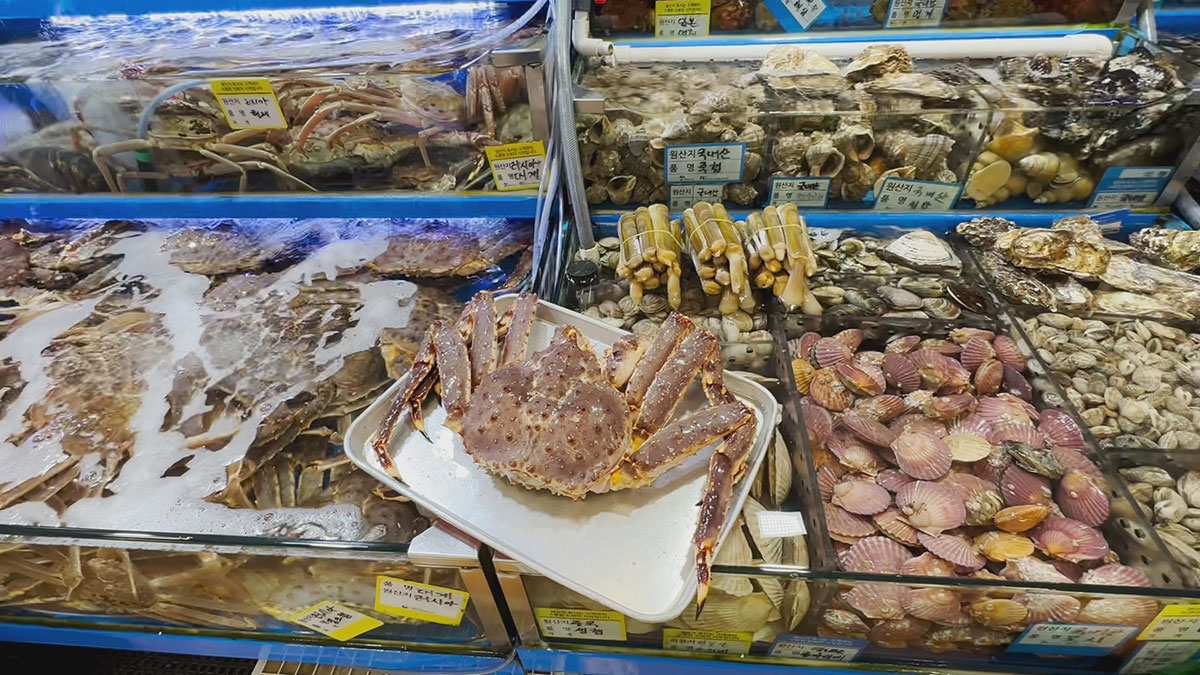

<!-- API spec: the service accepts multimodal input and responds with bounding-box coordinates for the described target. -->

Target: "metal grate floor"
[0,643,256,675]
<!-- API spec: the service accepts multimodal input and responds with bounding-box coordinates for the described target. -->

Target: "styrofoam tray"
[346,297,777,622]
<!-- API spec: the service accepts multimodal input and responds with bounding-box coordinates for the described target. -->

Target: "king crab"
[371,291,758,610]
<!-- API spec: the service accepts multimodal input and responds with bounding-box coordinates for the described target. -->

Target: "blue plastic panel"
[613,25,1122,48]
[1157,8,1200,34]
[518,648,865,675]
[0,0,535,19]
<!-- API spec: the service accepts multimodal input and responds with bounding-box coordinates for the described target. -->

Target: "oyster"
[1091,291,1193,319]
[977,251,1057,310]
[843,44,914,82]
[956,217,1016,249]
[758,46,846,95]
[1130,229,1200,272]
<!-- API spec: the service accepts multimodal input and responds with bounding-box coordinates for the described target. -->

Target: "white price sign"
[535,608,627,641]
[874,178,960,211]
[486,141,545,191]
[885,0,946,27]
[210,79,287,130]
[289,601,382,642]
[755,510,806,537]
[669,183,725,210]
[768,0,827,30]
[663,629,752,655]
[374,576,469,626]
[771,635,865,662]
[656,0,711,36]
[665,143,745,184]
[1009,623,1138,656]
[1122,641,1200,674]
[768,177,830,207]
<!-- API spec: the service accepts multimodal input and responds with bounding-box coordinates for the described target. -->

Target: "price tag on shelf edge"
[669,183,725,210]
[1140,604,1200,641]
[662,629,752,655]
[885,0,946,27]
[1087,166,1174,209]
[1121,641,1200,674]
[768,177,830,207]
[664,143,745,184]
[873,178,960,212]
[374,576,469,626]
[289,601,382,642]
[763,0,827,31]
[1008,623,1138,656]
[485,141,546,192]
[534,608,627,641]
[210,79,288,130]
[770,635,866,662]
[655,0,711,37]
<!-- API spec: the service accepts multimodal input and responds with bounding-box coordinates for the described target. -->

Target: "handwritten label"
[535,608,626,641]
[665,143,745,184]
[663,628,752,655]
[768,177,830,207]
[374,576,469,626]
[1140,604,1200,641]
[210,79,287,130]
[1008,623,1138,656]
[763,0,827,30]
[885,0,946,26]
[656,0,711,36]
[669,183,725,210]
[874,178,960,211]
[486,141,545,191]
[1088,166,1173,209]
[1122,641,1200,674]
[771,635,866,661]
[290,601,382,642]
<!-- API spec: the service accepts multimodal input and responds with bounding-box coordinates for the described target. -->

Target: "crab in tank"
[371,291,760,610]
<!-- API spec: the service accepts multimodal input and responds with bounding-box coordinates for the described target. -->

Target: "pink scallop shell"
[871,617,930,643]
[891,413,949,438]
[1000,464,1054,507]
[974,445,1014,485]
[895,480,966,535]
[855,350,886,367]
[815,337,854,368]
[811,367,854,412]
[837,362,886,398]
[801,397,834,449]
[1049,559,1084,582]
[974,359,1004,396]
[950,327,996,344]
[876,468,915,493]
[833,480,893,516]
[987,423,1046,449]
[997,393,1041,422]
[902,587,963,621]
[903,390,934,414]
[874,507,921,546]
[893,432,953,480]
[960,338,996,373]
[923,394,976,422]
[822,608,871,636]
[826,503,877,541]
[797,331,822,362]
[918,532,986,571]
[1018,593,1082,623]
[885,335,921,354]
[900,552,956,577]
[841,535,912,574]
[938,359,973,396]
[1038,410,1085,449]
[817,464,841,502]
[909,349,951,391]
[941,472,1000,502]
[1002,365,1033,401]
[993,335,1027,372]
[882,353,921,394]
[1031,517,1110,563]
[920,338,962,356]
[828,430,883,475]
[1050,447,1104,484]
[854,394,907,423]
[1077,596,1159,626]
[977,396,1035,428]
[948,413,993,438]
[834,328,865,352]
[1055,469,1110,527]
[844,582,906,620]
[843,411,898,448]
[1079,564,1152,588]
[1001,556,1074,584]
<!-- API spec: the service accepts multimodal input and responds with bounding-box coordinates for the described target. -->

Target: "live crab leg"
[467,291,499,384]
[499,292,536,366]
[432,320,472,433]
[694,419,756,614]
[633,329,721,440]
[623,314,694,410]
[372,324,438,473]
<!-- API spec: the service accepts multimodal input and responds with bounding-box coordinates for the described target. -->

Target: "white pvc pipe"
[573,10,613,57]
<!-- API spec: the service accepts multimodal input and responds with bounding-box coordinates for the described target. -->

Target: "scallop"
[1030,517,1110,563]
[840,535,912,574]
[817,464,840,501]
[1001,556,1074,584]
[876,468,914,493]
[1038,409,1085,449]
[923,394,976,421]
[968,598,1028,629]
[792,359,816,394]
[885,335,921,354]
[1019,593,1082,623]
[987,423,1045,449]
[822,608,870,636]
[844,582,906,620]
[687,592,775,632]
[743,497,784,564]
[993,504,1050,533]
[871,617,931,643]
[801,397,834,449]
[826,503,877,542]
[1049,447,1104,484]
[977,396,1033,429]
[843,411,898,447]
[976,531,1035,563]
[895,481,966,536]
[1000,465,1054,507]
[891,413,948,439]
[893,432,952,480]
[1002,365,1033,401]
[960,338,996,373]
[874,507,920,546]
[814,337,854,368]
[1079,564,1152,588]
[1055,470,1110,527]
[992,335,1026,372]
[900,552,956,578]
[918,532,986,570]
[1076,596,1159,626]
[950,327,995,344]
[828,431,882,475]
[854,394,907,423]
[944,434,993,462]
[832,480,892,516]
[790,332,821,362]
[834,328,865,352]
[902,587,962,621]
[948,413,992,438]
[882,353,921,393]
[973,359,1004,396]
[838,362,886,397]
[811,367,854,411]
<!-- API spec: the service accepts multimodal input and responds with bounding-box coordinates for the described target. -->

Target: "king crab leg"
[498,292,536,367]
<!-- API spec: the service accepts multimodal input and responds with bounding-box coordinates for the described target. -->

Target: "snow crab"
[371,291,759,610]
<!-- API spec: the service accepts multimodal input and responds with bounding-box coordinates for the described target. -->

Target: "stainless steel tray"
[346,297,778,622]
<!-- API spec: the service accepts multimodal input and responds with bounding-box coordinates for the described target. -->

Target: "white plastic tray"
[346,297,777,622]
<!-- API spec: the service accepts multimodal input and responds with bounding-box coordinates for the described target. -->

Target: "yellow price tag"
[534,608,627,641]
[374,575,469,626]
[485,141,545,191]
[1140,604,1200,641]
[210,78,288,130]
[289,601,382,642]
[655,0,710,36]
[663,628,753,655]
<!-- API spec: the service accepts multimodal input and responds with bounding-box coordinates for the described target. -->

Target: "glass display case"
[0,4,548,195]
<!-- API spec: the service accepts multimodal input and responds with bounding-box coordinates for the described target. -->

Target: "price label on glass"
[768,177,830,207]
[655,0,711,36]
[755,510,806,538]
[669,183,725,210]
[374,576,469,626]
[762,0,827,30]
[662,628,753,655]
[1121,641,1200,674]
[210,79,287,130]
[1008,623,1138,656]
[289,601,382,642]
[1088,166,1174,209]
[1140,604,1200,641]
[486,141,545,191]
[771,635,866,662]
[885,0,947,27]
[665,143,745,184]
[534,608,627,641]
[874,178,960,211]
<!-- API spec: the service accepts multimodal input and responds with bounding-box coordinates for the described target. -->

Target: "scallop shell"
[976,531,1035,562]
[792,359,816,394]
[826,503,877,542]
[1076,596,1159,626]
[817,464,841,501]
[1019,593,1082,623]
[987,423,1045,449]
[1049,559,1083,583]
[874,507,920,546]
[948,413,992,438]
[908,349,950,391]
[844,582,906,620]
[1002,556,1074,584]
[1038,410,1085,449]
[876,469,914,493]
[802,397,834,449]
[902,587,962,621]
[893,432,953,480]
[901,552,956,577]
[918,532,986,570]
[949,328,996,344]
[923,394,976,422]
[823,608,870,636]
[843,411,898,448]
[920,339,962,356]
[712,528,756,596]
[1031,517,1110,563]
[758,576,786,611]
[786,581,810,631]
[1079,564,1152,588]
[977,396,1034,428]
[968,599,1028,629]
[834,328,865,352]
[960,338,996,373]
[997,393,1040,422]
[791,332,821,361]
[896,481,966,535]
[944,434,993,462]
[841,535,912,574]
[811,367,854,412]
[854,350,886,367]
[1055,469,1110,527]
[854,394,907,423]
[837,363,887,397]
[686,592,775,632]
[871,617,931,643]
[882,353,921,393]
[891,413,947,438]
[992,335,1026,372]
[832,480,893,516]
[743,497,785,564]
[975,444,1014,485]
[885,335,921,354]
[1000,465,1054,507]
[974,359,1004,396]
[1049,447,1104,484]
[1002,365,1033,401]
[768,433,793,507]
[941,473,1004,526]
[993,504,1051,533]
[814,337,854,368]
[828,430,882,475]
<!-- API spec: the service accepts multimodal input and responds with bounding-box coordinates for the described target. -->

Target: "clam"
[880,231,962,273]
[878,286,923,310]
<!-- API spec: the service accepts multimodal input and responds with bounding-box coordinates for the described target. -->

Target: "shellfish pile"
[1121,464,1200,586]
[1021,313,1200,452]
